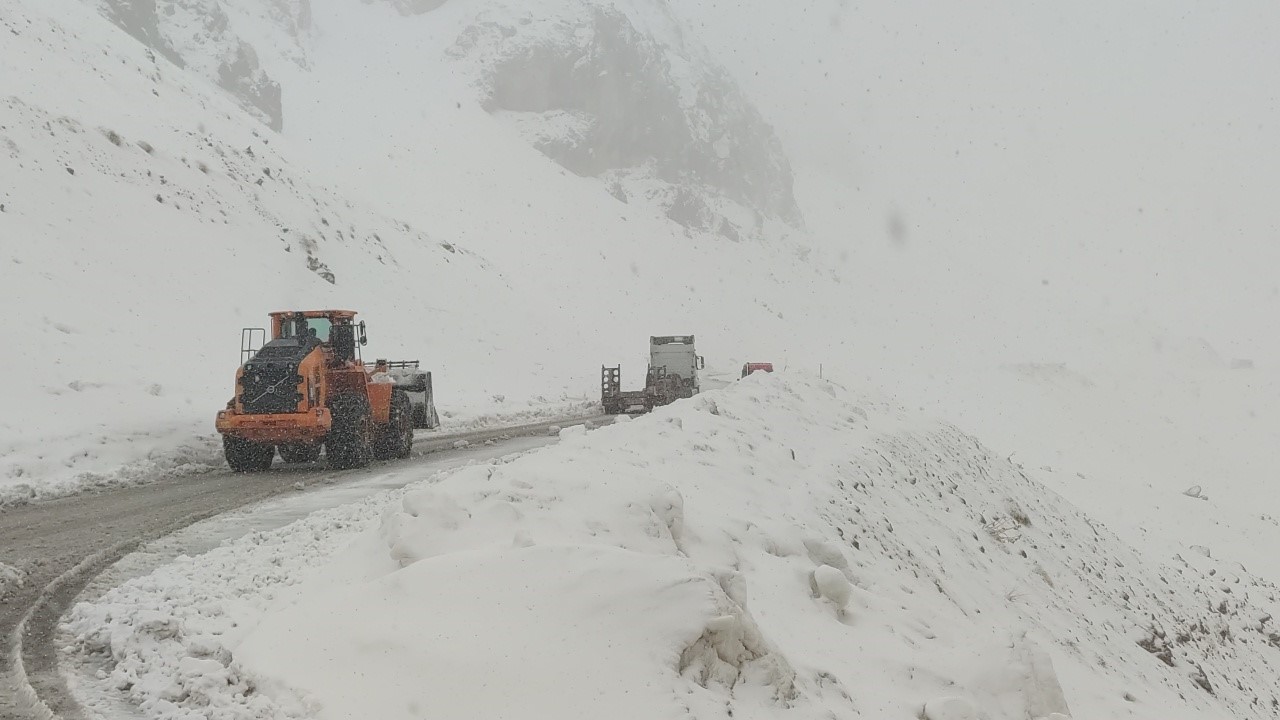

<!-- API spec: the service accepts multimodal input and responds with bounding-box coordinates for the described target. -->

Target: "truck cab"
[649,335,704,395]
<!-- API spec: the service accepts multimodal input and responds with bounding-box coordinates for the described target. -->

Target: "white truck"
[602,335,705,414]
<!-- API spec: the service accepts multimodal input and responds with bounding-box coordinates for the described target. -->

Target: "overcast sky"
[677,0,1280,364]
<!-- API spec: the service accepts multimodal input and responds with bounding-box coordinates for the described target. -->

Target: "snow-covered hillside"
[889,359,1280,615]
[0,0,844,502]
[90,0,804,240]
[66,375,1280,720]
[94,0,301,130]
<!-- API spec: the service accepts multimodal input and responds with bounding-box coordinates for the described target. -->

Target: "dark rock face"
[98,0,184,66]
[97,0,288,131]
[452,3,802,238]
[218,42,284,132]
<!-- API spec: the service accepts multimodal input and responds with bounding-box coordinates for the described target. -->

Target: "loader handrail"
[240,327,267,366]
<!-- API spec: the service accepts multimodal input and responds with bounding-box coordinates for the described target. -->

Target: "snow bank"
[434,395,599,433]
[63,476,429,719]
[65,374,1280,720]
[0,430,225,507]
[239,546,714,719]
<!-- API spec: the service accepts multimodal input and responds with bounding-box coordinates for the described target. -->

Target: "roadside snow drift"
[66,375,1280,720]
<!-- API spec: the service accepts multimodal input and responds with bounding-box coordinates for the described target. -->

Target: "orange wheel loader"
[214,310,432,472]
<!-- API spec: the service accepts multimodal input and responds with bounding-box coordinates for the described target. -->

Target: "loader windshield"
[279,316,332,343]
[306,318,332,343]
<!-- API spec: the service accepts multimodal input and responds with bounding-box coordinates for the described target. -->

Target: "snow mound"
[63,482,424,719]
[65,374,1280,720]
[810,564,852,609]
[237,546,715,719]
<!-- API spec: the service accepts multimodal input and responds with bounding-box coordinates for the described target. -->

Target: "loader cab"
[263,310,367,366]
[270,311,363,341]
[278,316,332,344]
[270,310,355,343]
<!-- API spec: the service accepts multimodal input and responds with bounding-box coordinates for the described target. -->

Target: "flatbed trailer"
[601,365,650,414]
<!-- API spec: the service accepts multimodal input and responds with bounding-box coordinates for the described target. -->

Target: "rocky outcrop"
[217,41,283,132]
[450,1,802,240]
[97,0,184,65]
[95,0,290,131]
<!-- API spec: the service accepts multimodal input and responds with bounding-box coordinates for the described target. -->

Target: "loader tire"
[223,436,274,473]
[278,443,322,464]
[375,389,414,460]
[327,394,374,470]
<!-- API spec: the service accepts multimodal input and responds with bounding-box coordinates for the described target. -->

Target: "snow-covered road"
[0,414,603,720]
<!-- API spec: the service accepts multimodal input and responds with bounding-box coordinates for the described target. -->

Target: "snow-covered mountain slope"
[86,0,804,241]
[888,359,1280,608]
[0,0,497,499]
[449,0,803,240]
[0,0,844,502]
[94,0,305,130]
[66,375,1280,720]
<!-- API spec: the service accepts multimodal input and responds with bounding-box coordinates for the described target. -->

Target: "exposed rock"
[450,1,802,239]
[96,0,288,131]
[97,0,184,66]
[218,41,283,132]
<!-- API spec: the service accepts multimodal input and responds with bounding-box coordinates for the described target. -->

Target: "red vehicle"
[741,362,774,378]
